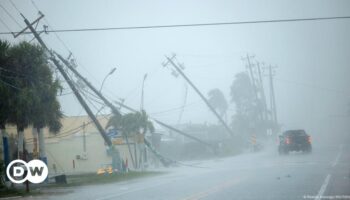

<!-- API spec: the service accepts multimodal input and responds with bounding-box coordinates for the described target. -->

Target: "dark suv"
[278,130,312,155]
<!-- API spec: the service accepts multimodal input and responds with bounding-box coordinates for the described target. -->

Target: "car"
[278,129,312,155]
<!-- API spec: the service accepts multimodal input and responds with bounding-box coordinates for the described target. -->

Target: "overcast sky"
[1,0,350,134]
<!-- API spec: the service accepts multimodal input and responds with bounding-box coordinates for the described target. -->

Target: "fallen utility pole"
[163,55,235,137]
[17,14,121,168]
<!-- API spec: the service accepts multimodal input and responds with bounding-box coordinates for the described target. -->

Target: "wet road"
[23,135,349,200]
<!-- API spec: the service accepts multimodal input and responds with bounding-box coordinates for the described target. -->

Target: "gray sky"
[1,0,350,134]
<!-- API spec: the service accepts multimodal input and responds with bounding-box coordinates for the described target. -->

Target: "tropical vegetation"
[0,40,62,159]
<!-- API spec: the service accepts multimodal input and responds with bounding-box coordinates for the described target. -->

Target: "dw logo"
[6,159,48,184]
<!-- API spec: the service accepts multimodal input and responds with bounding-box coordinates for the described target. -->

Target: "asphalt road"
[22,134,349,200]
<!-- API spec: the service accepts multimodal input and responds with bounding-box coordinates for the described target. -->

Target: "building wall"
[4,115,135,174]
[31,132,134,175]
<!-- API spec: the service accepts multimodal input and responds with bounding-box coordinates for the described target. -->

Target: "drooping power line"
[29,0,71,53]
[0,17,13,33]
[0,3,22,29]
[9,0,22,15]
[1,15,350,35]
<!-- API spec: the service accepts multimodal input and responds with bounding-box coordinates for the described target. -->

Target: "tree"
[3,41,62,159]
[106,110,155,168]
[230,72,265,137]
[207,88,228,119]
[0,40,11,133]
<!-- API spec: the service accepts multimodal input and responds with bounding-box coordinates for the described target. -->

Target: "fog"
[1,1,349,132]
[1,0,350,199]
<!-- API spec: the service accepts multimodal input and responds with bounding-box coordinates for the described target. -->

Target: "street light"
[140,73,148,111]
[100,67,116,92]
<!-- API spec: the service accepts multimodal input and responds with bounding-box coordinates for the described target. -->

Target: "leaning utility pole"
[163,54,235,137]
[242,54,263,120]
[267,65,278,124]
[54,53,216,151]
[242,54,260,104]
[15,13,215,170]
[256,62,268,121]
[18,14,213,151]
[140,73,147,110]
[55,53,210,153]
[16,13,121,167]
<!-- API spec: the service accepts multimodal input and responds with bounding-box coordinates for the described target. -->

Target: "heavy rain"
[0,1,349,199]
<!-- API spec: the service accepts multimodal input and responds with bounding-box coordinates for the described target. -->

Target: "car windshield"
[284,130,307,136]
[0,1,349,200]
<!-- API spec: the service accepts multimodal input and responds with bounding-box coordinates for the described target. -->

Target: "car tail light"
[285,137,290,144]
[308,136,311,143]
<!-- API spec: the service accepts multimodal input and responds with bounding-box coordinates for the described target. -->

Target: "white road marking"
[331,145,343,167]
[315,174,331,200]
[314,145,343,200]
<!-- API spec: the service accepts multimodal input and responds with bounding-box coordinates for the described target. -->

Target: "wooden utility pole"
[15,14,122,169]
[55,52,216,157]
[14,13,215,169]
[141,73,147,110]
[163,55,235,137]
[243,54,260,106]
[267,65,278,124]
[256,62,268,121]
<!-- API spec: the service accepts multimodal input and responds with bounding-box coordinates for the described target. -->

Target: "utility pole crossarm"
[14,13,45,38]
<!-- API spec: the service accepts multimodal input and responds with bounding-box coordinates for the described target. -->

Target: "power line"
[150,100,200,116]
[28,2,105,95]
[57,91,73,96]
[0,3,22,29]
[1,15,350,35]
[0,17,13,32]
[29,0,71,53]
[26,120,93,142]
[9,0,21,14]
[59,109,84,132]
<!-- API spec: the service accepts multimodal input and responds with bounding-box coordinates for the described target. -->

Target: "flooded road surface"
[23,133,349,200]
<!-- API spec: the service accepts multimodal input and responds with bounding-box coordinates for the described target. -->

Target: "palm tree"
[31,66,63,161]
[0,40,11,135]
[208,88,228,120]
[106,110,155,169]
[5,41,63,159]
[105,113,135,165]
